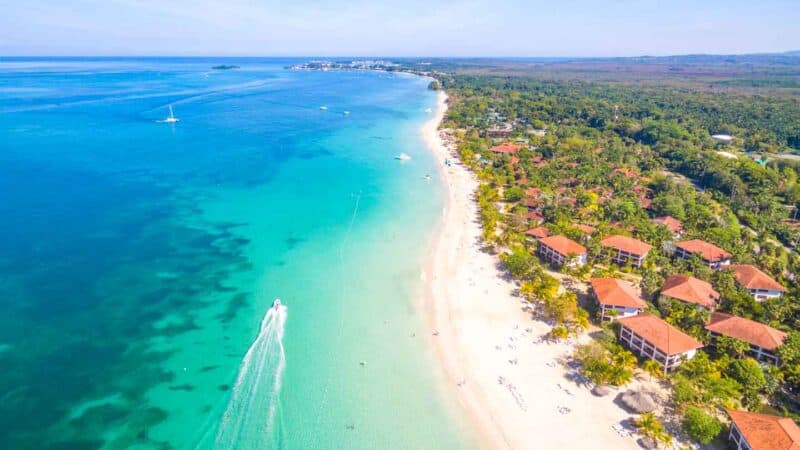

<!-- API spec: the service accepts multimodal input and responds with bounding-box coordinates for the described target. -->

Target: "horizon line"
[2,50,799,60]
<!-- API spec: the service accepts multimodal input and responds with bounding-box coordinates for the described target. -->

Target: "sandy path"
[420,91,643,450]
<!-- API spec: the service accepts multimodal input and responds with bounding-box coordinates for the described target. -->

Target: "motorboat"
[163,105,179,123]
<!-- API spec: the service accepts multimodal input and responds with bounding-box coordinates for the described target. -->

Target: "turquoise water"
[0,58,472,449]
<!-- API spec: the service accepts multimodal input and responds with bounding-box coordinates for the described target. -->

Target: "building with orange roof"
[538,235,587,268]
[651,216,684,237]
[600,235,652,268]
[527,210,544,224]
[706,312,787,365]
[617,313,703,372]
[590,278,647,321]
[574,224,596,236]
[525,187,542,198]
[660,274,720,310]
[674,239,732,270]
[727,409,800,450]
[525,226,549,240]
[729,264,786,301]
[490,142,524,154]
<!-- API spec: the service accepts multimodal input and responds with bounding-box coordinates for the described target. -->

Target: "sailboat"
[162,105,179,123]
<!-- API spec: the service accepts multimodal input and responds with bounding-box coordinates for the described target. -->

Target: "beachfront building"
[651,216,683,238]
[617,314,703,373]
[726,409,800,450]
[660,274,720,310]
[538,235,587,268]
[600,235,652,268]
[590,278,647,321]
[574,224,596,241]
[729,264,786,301]
[525,226,549,240]
[706,312,787,365]
[674,239,732,270]
[490,142,524,154]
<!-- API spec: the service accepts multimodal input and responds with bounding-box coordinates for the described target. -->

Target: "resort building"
[651,216,684,238]
[574,224,596,239]
[729,264,786,301]
[525,226,549,240]
[660,274,720,310]
[600,235,652,268]
[617,314,703,373]
[674,239,732,270]
[490,142,524,154]
[726,409,800,450]
[706,312,787,365]
[590,278,647,321]
[538,235,587,268]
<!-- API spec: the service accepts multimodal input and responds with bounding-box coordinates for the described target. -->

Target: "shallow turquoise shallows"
[0,58,473,450]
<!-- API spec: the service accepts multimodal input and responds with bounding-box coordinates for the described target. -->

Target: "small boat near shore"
[395,153,412,161]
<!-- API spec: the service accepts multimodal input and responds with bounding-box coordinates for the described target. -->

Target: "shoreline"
[420,91,644,449]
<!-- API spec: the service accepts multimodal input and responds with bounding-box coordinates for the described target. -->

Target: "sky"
[1,0,798,57]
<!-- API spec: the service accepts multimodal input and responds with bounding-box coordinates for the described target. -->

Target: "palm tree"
[634,412,672,448]
[642,359,663,381]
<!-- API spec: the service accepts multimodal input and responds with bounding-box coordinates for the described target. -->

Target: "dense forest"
[411,57,800,447]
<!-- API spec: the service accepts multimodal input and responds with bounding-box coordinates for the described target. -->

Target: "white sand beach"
[421,91,645,450]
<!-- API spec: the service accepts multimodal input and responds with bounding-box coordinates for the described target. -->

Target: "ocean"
[0,58,472,449]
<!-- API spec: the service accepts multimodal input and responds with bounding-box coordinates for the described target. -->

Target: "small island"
[212,65,240,70]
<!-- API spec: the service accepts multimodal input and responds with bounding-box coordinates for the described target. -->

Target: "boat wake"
[213,301,287,448]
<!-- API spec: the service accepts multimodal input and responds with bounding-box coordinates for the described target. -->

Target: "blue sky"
[1,0,798,57]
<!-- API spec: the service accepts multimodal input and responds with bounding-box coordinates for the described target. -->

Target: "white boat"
[319,105,328,110]
[343,111,350,116]
[395,153,412,161]
[272,298,282,310]
[162,105,179,123]
[425,108,432,114]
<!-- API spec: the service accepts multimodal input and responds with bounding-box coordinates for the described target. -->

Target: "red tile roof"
[730,264,786,292]
[618,313,703,355]
[651,216,683,234]
[539,235,587,256]
[525,187,542,198]
[490,142,524,154]
[527,210,544,223]
[727,409,800,450]
[676,239,731,262]
[601,235,652,256]
[706,312,787,351]
[591,278,647,309]
[575,224,596,235]
[661,274,720,309]
[525,226,549,239]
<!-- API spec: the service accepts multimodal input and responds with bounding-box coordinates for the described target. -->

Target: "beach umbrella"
[620,389,657,413]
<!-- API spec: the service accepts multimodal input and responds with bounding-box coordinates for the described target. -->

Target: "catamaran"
[163,105,179,123]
